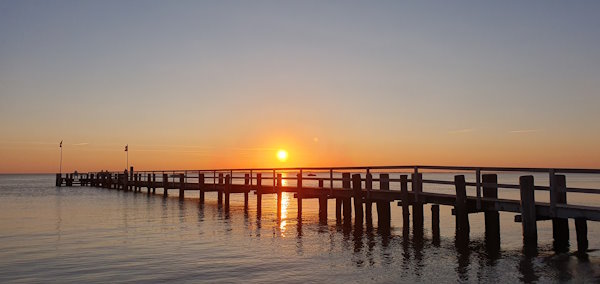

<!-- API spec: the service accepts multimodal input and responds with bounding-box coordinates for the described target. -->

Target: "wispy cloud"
[448,128,475,134]
[509,129,540,134]
[72,142,89,146]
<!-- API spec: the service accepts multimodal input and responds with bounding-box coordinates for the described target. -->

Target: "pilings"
[483,174,500,250]
[551,174,569,252]
[377,174,391,229]
[454,175,470,245]
[342,173,352,225]
[198,172,205,203]
[519,176,537,248]
[352,174,364,225]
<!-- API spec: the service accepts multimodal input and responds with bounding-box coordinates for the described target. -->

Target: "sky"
[1,1,599,173]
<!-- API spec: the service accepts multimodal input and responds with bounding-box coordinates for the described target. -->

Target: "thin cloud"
[510,129,540,134]
[448,128,475,134]
[72,142,89,146]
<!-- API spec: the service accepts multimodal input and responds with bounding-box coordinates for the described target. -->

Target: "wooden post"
[217,173,223,205]
[483,174,500,250]
[342,173,352,224]
[297,173,302,218]
[178,173,185,200]
[56,173,62,187]
[551,175,569,252]
[432,204,440,243]
[318,178,327,222]
[365,173,373,228]
[575,218,588,254]
[256,173,262,215]
[147,173,152,195]
[244,173,250,208]
[519,175,537,248]
[129,166,134,190]
[455,175,470,240]
[412,172,424,230]
[277,173,282,218]
[400,175,410,229]
[162,173,168,196]
[198,172,205,203]
[352,174,363,225]
[225,174,230,208]
[377,174,391,229]
[152,174,156,194]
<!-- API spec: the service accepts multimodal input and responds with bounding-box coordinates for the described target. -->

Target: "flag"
[60,140,63,148]
[125,145,128,152]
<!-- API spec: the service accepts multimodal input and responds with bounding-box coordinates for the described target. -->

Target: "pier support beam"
[551,175,569,252]
[198,172,205,203]
[400,175,409,229]
[365,173,373,229]
[56,173,62,187]
[519,175,537,248]
[412,172,424,232]
[256,173,262,216]
[352,174,364,225]
[377,174,391,230]
[244,174,250,209]
[575,218,588,255]
[483,174,500,251]
[455,175,470,245]
[277,173,282,219]
[432,204,440,244]
[179,174,185,200]
[225,174,230,209]
[162,173,168,196]
[147,173,152,195]
[129,167,134,191]
[342,173,352,225]
[297,173,302,218]
[217,173,223,205]
[152,174,156,194]
[318,179,327,222]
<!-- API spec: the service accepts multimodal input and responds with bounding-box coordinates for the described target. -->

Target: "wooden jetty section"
[56,165,600,255]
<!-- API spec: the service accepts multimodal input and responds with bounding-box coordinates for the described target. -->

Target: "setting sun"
[277,149,288,162]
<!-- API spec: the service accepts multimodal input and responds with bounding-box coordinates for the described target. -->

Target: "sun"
[277,149,288,162]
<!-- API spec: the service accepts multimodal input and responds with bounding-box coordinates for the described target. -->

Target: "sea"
[0,173,599,283]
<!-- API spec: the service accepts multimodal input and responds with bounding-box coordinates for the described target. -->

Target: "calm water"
[1,174,599,283]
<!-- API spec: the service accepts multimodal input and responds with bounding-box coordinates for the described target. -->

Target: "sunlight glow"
[277,149,288,162]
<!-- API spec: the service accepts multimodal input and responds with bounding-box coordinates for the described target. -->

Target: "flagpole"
[60,146,63,174]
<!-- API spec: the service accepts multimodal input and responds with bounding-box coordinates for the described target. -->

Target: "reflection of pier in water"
[57,165,600,264]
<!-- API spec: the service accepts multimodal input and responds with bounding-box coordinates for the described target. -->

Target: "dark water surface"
[1,174,599,283]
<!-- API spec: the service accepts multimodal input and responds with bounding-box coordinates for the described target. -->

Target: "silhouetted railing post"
[244,173,250,209]
[412,171,424,230]
[198,172,205,203]
[551,174,568,252]
[318,178,327,222]
[178,173,185,200]
[218,173,224,205]
[297,172,303,218]
[400,175,409,229]
[256,173,262,215]
[455,175,470,243]
[352,174,363,225]
[365,173,373,228]
[377,174,391,229]
[129,166,134,190]
[152,173,156,194]
[225,174,230,208]
[341,173,352,225]
[519,175,537,248]
[162,173,168,196]
[483,174,500,251]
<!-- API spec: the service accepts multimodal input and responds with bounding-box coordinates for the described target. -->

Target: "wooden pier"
[56,165,600,255]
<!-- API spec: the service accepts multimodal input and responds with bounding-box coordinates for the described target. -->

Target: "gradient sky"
[1,1,599,173]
